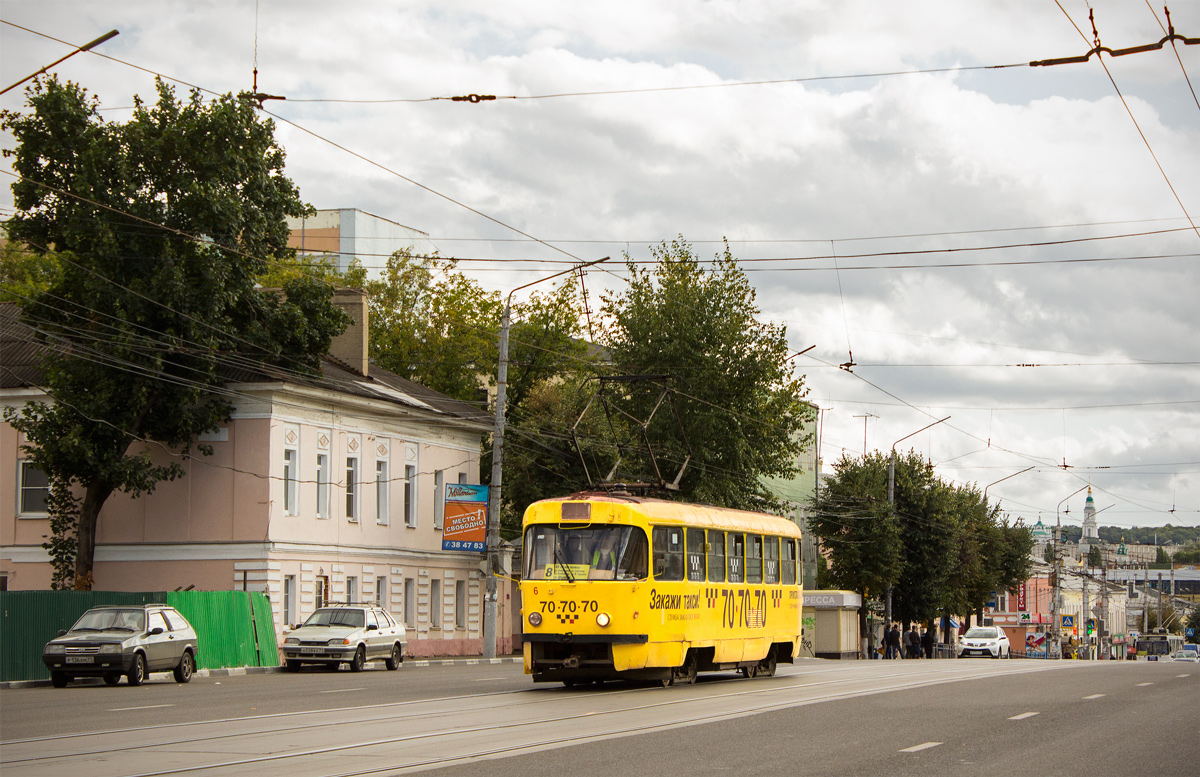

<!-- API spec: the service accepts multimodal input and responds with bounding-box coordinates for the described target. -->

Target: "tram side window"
[707,530,725,583]
[727,533,744,583]
[686,528,706,582]
[653,527,685,581]
[747,534,763,583]
[763,536,780,584]
[782,539,797,585]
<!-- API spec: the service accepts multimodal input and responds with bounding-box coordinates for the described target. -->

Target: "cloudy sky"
[3,1,1198,533]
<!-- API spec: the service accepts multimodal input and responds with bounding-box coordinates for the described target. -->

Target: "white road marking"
[1136,682,1154,687]
[1083,694,1105,699]
[1177,674,1192,678]
[319,688,365,694]
[108,704,175,712]
[900,742,942,752]
[472,677,506,682]
[1008,712,1039,720]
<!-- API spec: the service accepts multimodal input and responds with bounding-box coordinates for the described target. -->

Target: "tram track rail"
[2,661,1076,777]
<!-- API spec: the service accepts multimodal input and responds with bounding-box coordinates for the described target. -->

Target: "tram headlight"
[528,611,543,627]
[596,612,611,627]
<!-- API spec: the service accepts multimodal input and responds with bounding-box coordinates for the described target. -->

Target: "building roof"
[0,302,491,428]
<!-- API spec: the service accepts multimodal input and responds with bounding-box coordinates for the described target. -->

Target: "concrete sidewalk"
[1,654,523,689]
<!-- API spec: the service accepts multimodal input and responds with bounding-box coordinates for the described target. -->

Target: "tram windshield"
[524,525,649,581]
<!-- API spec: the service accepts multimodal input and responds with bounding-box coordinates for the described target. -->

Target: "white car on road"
[957,626,1011,659]
[282,604,406,672]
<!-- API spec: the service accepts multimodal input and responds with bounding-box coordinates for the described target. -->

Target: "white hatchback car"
[957,626,1011,659]
[282,604,406,672]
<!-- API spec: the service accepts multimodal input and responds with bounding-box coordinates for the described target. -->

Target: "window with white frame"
[284,575,297,627]
[455,580,467,629]
[403,465,417,527]
[18,460,49,516]
[346,575,358,604]
[430,579,441,628]
[376,460,390,525]
[315,453,330,519]
[434,470,445,530]
[404,578,415,627]
[346,456,359,522]
[376,575,387,607]
[283,448,299,515]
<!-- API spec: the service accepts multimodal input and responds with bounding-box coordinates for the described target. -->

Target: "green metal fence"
[0,590,279,682]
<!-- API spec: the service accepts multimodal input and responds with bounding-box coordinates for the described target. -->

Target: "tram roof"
[526,492,802,537]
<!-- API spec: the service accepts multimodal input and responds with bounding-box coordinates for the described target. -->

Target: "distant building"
[286,208,437,275]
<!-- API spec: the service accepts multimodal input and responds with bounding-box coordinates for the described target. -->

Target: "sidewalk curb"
[1,656,523,689]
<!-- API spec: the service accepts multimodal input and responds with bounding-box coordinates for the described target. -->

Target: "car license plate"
[65,656,94,664]
[301,647,323,654]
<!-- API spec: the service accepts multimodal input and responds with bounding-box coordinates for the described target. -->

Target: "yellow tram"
[520,491,803,685]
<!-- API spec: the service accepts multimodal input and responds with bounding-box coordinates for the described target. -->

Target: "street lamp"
[1052,484,1090,659]
[885,416,950,637]
[2,29,119,95]
[483,256,608,658]
[983,467,1034,502]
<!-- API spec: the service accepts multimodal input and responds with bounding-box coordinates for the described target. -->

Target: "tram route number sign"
[442,484,488,552]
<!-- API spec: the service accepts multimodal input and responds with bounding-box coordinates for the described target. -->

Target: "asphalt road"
[1,658,1196,777]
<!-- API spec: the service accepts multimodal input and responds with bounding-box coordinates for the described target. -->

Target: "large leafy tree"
[810,449,1032,645]
[2,77,347,589]
[365,251,501,403]
[598,238,813,511]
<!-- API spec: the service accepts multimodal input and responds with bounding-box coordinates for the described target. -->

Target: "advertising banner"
[1017,582,1027,611]
[441,484,488,552]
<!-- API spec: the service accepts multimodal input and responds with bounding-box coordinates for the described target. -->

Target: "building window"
[455,580,467,629]
[404,578,416,627]
[18,460,49,515]
[376,575,387,607]
[346,576,358,604]
[316,453,330,519]
[346,456,359,522]
[284,575,297,627]
[376,461,389,525]
[403,465,417,527]
[283,449,298,516]
[434,470,445,530]
[430,579,441,629]
[315,575,329,608]
[458,471,468,485]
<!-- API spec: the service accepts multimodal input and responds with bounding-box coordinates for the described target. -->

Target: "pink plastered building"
[1,294,517,657]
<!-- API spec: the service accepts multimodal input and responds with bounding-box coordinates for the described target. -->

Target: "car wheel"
[50,671,69,688]
[103,673,122,686]
[385,643,402,671]
[127,653,146,686]
[285,660,301,673]
[173,651,195,683]
[349,646,366,673]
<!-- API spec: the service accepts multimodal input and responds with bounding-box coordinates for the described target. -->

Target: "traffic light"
[1087,619,1095,636]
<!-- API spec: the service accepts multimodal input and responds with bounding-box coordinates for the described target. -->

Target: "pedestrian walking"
[921,626,935,659]
[885,624,902,659]
[905,625,920,659]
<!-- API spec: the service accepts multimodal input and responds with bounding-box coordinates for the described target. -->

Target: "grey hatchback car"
[42,604,199,687]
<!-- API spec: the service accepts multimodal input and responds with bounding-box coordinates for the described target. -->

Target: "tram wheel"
[757,651,777,678]
[739,664,758,679]
[673,654,698,685]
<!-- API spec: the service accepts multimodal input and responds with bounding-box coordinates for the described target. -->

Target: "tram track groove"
[2,661,1074,777]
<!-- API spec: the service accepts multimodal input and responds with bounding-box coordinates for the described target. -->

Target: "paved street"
[1,658,1196,776]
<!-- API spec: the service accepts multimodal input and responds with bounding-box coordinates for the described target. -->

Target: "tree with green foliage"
[598,238,813,511]
[806,451,903,644]
[1,76,347,589]
[1087,544,1103,568]
[365,251,501,403]
[809,449,1032,645]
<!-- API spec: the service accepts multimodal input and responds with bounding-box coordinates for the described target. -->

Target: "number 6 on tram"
[521,492,803,686]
